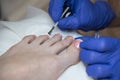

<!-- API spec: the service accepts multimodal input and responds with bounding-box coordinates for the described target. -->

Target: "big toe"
[58,39,82,68]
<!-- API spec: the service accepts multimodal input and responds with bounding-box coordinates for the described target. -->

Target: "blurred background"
[0,0,120,37]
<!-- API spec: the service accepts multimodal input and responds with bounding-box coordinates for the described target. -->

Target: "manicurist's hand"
[77,36,120,80]
[49,0,115,31]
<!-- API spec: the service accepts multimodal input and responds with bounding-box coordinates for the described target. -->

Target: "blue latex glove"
[76,36,120,80]
[49,0,115,31]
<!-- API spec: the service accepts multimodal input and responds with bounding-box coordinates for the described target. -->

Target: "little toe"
[49,36,73,54]
[58,40,82,68]
[31,35,49,45]
[42,34,62,46]
[20,35,36,44]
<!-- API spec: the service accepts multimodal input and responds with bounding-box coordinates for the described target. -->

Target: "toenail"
[54,33,62,37]
[45,35,49,38]
[74,40,81,49]
[66,36,74,41]
[78,39,83,42]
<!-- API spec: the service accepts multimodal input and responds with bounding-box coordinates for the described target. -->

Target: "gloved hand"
[77,36,120,80]
[49,0,115,31]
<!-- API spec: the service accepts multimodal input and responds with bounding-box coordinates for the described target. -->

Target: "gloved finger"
[58,15,79,30]
[86,64,111,78]
[98,78,111,80]
[112,76,120,80]
[80,37,117,52]
[94,1,116,30]
[80,49,109,64]
[49,0,65,22]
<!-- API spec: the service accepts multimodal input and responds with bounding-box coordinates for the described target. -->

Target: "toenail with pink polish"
[75,40,81,49]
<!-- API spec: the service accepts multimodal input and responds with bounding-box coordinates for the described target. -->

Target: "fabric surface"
[1,0,49,21]
[0,7,93,80]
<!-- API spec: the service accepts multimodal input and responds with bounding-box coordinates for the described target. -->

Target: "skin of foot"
[0,34,81,80]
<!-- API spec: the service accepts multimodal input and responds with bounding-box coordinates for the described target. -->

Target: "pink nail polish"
[75,40,81,48]
[78,39,83,42]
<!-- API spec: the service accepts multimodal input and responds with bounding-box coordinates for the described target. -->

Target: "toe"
[42,34,62,46]
[20,35,36,44]
[58,40,82,68]
[31,35,49,45]
[49,36,73,54]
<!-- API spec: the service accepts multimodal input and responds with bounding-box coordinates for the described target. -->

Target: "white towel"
[0,7,93,80]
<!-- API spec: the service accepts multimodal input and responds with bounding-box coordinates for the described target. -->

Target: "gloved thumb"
[80,37,118,52]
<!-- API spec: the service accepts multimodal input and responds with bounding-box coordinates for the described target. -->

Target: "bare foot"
[0,34,81,80]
